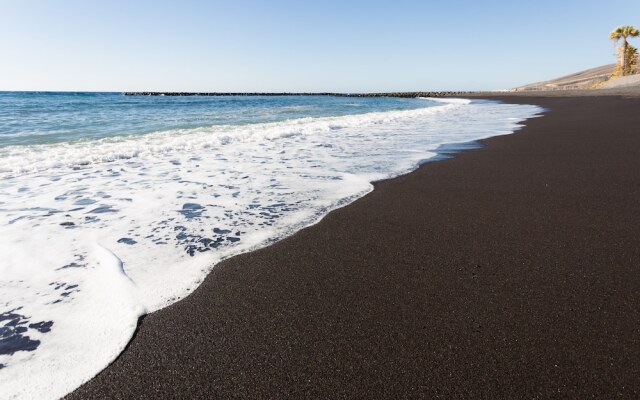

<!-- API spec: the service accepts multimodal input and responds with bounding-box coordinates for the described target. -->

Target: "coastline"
[67,91,640,398]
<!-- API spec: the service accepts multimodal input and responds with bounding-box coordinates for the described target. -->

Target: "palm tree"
[610,25,640,75]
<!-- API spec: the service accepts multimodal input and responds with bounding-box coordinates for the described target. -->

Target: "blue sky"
[2,0,640,92]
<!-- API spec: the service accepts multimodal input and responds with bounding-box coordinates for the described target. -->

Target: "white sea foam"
[0,98,542,399]
[420,97,473,105]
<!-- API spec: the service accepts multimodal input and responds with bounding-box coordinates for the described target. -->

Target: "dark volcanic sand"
[68,93,640,399]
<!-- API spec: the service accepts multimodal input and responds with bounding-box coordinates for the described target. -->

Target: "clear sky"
[2,0,640,92]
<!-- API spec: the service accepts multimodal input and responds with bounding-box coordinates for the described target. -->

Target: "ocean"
[0,92,542,399]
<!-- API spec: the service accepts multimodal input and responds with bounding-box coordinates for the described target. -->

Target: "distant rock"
[122,91,469,98]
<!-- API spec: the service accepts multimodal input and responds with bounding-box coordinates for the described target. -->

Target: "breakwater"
[123,92,468,98]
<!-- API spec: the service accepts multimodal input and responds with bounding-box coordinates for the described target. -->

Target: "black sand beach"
[68,92,640,399]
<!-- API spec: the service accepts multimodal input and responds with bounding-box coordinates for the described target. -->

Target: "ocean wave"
[419,97,473,105]
[0,102,459,177]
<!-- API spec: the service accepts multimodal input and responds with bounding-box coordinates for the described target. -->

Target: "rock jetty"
[123,92,467,98]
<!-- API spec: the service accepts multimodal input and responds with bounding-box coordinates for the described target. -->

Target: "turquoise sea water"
[0,92,429,147]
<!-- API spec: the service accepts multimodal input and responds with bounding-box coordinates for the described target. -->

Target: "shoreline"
[68,91,640,398]
[1,96,537,400]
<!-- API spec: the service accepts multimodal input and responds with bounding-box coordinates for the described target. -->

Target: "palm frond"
[610,25,640,40]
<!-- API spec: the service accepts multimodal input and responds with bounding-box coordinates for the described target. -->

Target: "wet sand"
[68,91,640,399]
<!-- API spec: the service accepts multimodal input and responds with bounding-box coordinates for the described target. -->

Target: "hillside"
[514,64,615,91]
[598,73,640,89]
